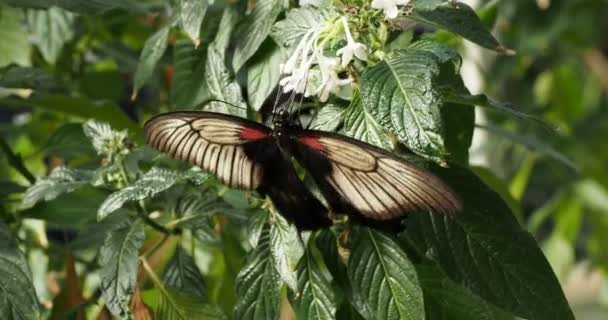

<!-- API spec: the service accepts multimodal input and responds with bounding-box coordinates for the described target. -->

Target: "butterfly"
[143,103,461,231]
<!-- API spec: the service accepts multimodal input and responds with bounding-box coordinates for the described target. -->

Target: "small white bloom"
[372,0,411,19]
[336,16,368,67]
[314,55,352,102]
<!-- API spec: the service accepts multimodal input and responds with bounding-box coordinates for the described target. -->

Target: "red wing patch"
[240,127,270,141]
[298,136,324,151]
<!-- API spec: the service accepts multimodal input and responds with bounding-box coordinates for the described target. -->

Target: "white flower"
[336,16,368,67]
[313,55,352,102]
[372,0,411,19]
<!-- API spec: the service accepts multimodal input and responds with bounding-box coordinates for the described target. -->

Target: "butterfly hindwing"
[144,112,273,190]
[290,130,462,222]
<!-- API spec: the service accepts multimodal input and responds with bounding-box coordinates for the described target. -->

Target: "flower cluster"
[372,0,412,19]
[279,16,368,102]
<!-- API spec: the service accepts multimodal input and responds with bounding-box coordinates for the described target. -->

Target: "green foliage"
[2,0,602,319]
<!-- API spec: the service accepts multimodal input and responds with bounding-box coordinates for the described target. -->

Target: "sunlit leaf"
[204,46,247,117]
[0,6,31,67]
[269,213,303,292]
[175,0,208,45]
[271,7,331,48]
[99,220,145,319]
[309,104,345,132]
[361,49,446,161]
[343,93,394,150]
[0,221,40,320]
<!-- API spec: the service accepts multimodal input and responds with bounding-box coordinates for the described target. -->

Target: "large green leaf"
[348,226,424,320]
[361,49,446,161]
[26,6,75,64]
[163,246,208,298]
[99,219,145,319]
[404,165,575,320]
[309,104,345,132]
[417,263,513,320]
[42,123,96,160]
[133,26,170,94]
[247,40,285,111]
[343,93,394,150]
[0,65,57,91]
[174,0,208,45]
[20,166,97,209]
[28,95,139,133]
[0,221,40,320]
[410,0,506,53]
[234,224,282,320]
[291,238,336,320]
[1,0,144,14]
[232,0,283,72]
[0,6,31,67]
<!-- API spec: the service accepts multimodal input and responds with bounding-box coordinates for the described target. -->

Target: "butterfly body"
[144,107,461,231]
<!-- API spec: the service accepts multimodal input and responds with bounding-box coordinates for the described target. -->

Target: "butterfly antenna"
[199,99,247,113]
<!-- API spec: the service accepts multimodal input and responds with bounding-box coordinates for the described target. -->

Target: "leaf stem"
[0,136,36,184]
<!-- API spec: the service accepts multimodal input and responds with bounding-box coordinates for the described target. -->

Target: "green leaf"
[70,211,132,250]
[0,5,31,67]
[234,224,282,320]
[26,6,75,64]
[0,65,56,90]
[348,226,424,320]
[417,263,513,320]
[212,6,239,52]
[157,288,227,320]
[163,246,208,298]
[204,45,246,116]
[271,7,330,48]
[1,0,145,14]
[133,26,170,94]
[175,0,208,45]
[410,0,506,53]
[291,238,336,320]
[169,40,208,109]
[361,49,446,161]
[20,166,96,209]
[42,123,96,160]
[99,220,145,319]
[309,104,345,132]
[232,0,283,72]
[0,221,40,320]
[247,40,285,111]
[269,213,304,292]
[28,95,139,133]
[97,167,181,220]
[315,229,370,319]
[404,165,575,320]
[344,93,394,150]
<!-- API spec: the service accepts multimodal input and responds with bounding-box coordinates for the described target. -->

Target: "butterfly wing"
[144,112,331,230]
[290,131,461,224]
[144,112,273,190]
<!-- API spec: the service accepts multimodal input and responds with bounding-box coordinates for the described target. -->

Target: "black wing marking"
[144,112,273,190]
[291,131,462,222]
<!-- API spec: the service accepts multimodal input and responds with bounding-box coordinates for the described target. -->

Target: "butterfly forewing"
[291,131,462,221]
[144,112,271,190]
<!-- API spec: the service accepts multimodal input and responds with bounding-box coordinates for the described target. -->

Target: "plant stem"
[0,136,36,184]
